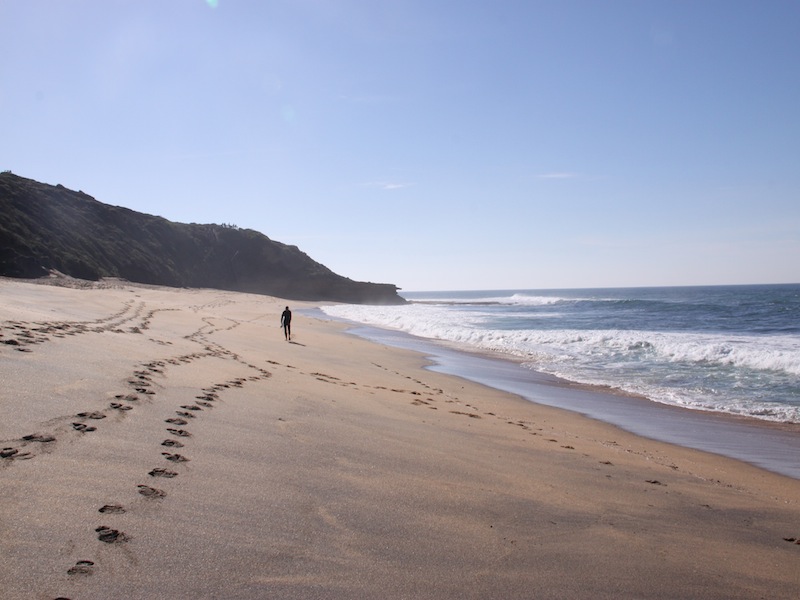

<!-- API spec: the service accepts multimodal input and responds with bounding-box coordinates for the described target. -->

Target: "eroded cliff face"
[0,172,405,304]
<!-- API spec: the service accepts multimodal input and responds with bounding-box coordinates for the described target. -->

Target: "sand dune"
[1,278,799,599]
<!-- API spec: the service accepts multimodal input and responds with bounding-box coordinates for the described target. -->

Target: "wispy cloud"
[536,172,580,180]
[362,181,414,190]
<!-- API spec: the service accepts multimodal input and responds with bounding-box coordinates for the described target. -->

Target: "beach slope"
[1,279,798,599]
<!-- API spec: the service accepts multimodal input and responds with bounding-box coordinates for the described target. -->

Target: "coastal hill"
[0,172,404,304]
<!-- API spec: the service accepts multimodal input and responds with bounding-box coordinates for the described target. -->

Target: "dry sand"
[1,278,799,600]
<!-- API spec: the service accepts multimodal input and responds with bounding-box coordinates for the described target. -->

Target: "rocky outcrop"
[0,172,404,304]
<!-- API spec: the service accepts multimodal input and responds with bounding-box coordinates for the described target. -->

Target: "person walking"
[280,306,292,341]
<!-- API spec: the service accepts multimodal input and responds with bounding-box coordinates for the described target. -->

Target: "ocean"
[321,284,800,425]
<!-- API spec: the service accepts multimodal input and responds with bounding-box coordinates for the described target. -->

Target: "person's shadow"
[288,340,306,346]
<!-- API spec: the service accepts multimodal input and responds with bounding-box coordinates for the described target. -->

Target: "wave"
[405,293,569,307]
[320,303,800,423]
[321,304,800,377]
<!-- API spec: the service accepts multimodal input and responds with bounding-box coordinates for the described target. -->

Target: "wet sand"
[1,278,799,599]
[342,323,800,480]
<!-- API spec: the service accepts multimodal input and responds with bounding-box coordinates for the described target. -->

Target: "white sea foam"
[321,301,800,423]
[408,293,569,306]
[322,304,800,375]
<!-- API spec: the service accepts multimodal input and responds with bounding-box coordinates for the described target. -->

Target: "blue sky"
[2,1,798,291]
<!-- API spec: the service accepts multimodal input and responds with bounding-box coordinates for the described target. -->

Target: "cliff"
[0,172,404,304]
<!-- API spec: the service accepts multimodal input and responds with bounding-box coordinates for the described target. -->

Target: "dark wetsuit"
[281,308,292,340]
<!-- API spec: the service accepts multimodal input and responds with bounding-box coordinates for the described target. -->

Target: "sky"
[2,0,799,292]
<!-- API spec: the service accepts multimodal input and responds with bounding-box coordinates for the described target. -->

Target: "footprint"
[162,452,189,463]
[67,559,95,576]
[109,402,133,411]
[114,393,140,403]
[2,447,21,459]
[77,411,106,420]
[180,405,202,411]
[165,418,188,425]
[149,467,178,478]
[161,439,184,448]
[175,411,195,419]
[137,484,166,499]
[166,428,191,437]
[95,526,128,543]
[450,411,481,419]
[72,423,97,433]
[98,504,126,514]
[21,433,56,443]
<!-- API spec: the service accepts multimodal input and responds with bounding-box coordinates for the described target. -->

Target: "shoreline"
[327,315,800,480]
[2,279,800,599]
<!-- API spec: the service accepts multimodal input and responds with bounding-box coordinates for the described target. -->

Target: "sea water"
[321,284,800,424]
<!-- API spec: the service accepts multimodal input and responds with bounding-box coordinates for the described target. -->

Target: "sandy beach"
[1,278,799,600]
